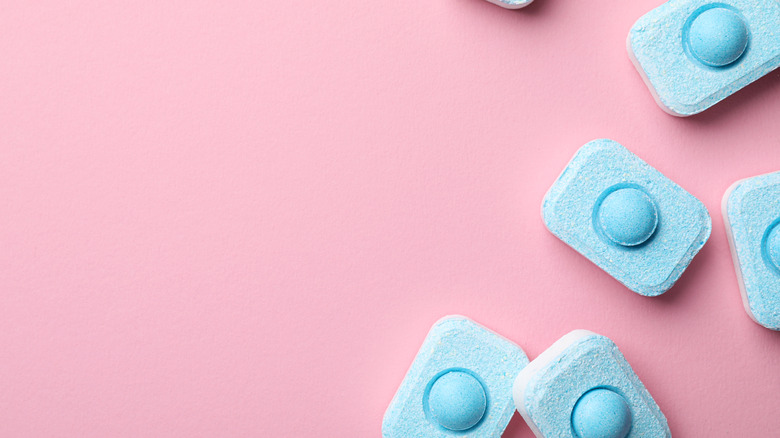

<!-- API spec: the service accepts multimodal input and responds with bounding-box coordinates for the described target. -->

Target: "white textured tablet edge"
[722,178,760,325]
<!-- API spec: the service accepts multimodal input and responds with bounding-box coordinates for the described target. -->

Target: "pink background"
[1,0,779,436]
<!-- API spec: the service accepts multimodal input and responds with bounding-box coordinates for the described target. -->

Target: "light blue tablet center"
[596,187,659,247]
[762,221,780,273]
[686,7,749,67]
[428,370,487,431]
[571,388,632,438]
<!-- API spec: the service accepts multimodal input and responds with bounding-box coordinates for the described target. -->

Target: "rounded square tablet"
[628,0,780,116]
[542,139,711,297]
[513,331,671,438]
[484,0,533,9]
[382,316,529,438]
[723,171,780,330]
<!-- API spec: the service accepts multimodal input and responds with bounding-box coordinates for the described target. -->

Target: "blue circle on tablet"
[597,187,659,247]
[571,388,632,438]
[762,220,780,273]
[687,7,749,67]
[428,371,487,431]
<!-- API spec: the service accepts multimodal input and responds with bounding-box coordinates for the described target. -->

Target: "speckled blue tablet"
[484,0,533,9]
[382,316,529,438]
[723,171,780,330]
[513,331,671,438]
[542,139,711,297]
[628,0,780,116]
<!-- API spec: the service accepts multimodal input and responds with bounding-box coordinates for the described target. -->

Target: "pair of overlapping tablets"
[383,316,670,438]
[544,139,779,330]
[486,0,780,117]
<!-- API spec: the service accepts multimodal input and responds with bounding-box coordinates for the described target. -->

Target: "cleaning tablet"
[542,139,711,297]
[628,0,780,116]
[723,171,780,330]
[382,316,529,438]
[484,0,533,9]
[513,331,671,438]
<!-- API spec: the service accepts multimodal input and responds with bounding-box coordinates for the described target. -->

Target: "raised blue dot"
[764,223,780,272]
[428,371,486,431]
[571,388,632,438]
[597,188,658,247]
[687,7,748,67]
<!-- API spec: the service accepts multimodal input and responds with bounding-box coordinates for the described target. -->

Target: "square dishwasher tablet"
[724,171,780,330]
[628,0,780,116]
[484,0,533,9]
[542,139,711,297]
[382,316,529,438]
[513,331,671,438]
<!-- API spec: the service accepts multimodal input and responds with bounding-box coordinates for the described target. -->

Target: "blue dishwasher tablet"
[542,139,711,297]
[513,331,671,438]
[484,0,533,9]
[628,0,780,116]
[382,316,529,438]
[723,171,780,330]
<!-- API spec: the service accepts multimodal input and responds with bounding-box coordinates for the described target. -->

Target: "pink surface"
[1,1,779,436]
